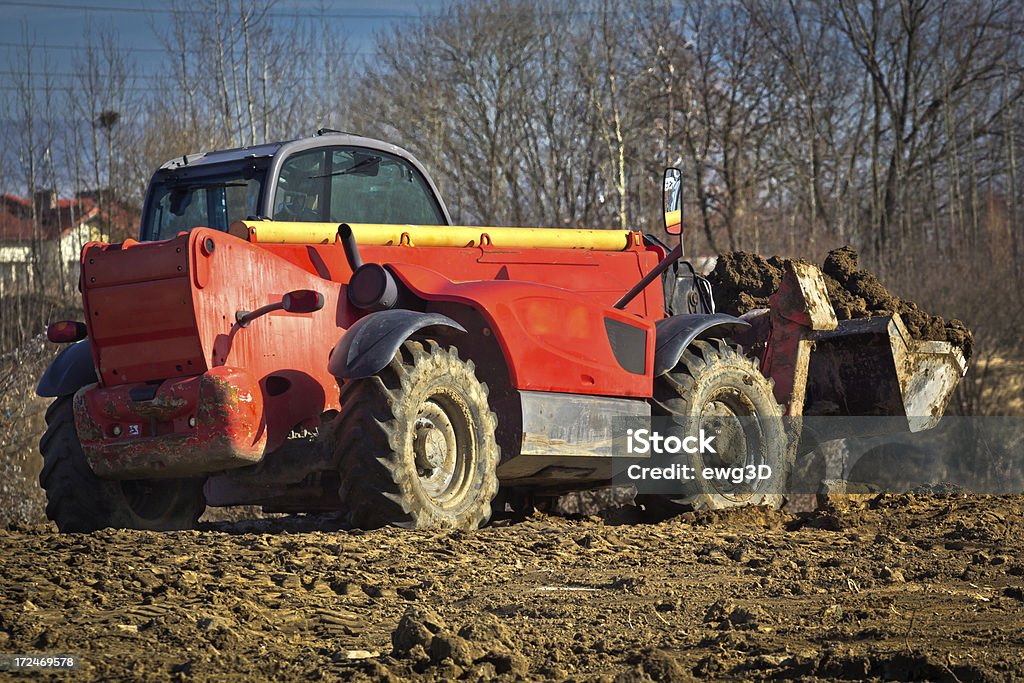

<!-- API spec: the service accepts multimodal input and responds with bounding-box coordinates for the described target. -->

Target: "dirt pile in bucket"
[707,246,973,362]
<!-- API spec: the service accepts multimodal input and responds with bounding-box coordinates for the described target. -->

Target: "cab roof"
[156,133,421,172]
[157,141,283,171]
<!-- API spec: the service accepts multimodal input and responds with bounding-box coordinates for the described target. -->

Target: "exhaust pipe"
[337,223,363,271]
[338,222,401,311]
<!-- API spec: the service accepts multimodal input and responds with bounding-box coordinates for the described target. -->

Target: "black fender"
[36,339,98,398]
[653,313,750,376]
[329,310,466,380]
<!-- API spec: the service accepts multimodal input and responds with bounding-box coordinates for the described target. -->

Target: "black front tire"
[333,341,499,530]
[651,339,793,510]
[39,396,206,533]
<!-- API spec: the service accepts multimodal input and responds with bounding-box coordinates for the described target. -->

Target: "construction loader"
[36,132,968,531]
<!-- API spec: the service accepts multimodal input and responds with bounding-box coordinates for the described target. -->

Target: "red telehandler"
[37,132,966,531]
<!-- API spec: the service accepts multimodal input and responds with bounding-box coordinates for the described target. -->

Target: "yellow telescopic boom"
[229,220,635,252]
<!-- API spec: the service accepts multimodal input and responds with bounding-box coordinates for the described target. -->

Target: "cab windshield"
[143,169,265,241]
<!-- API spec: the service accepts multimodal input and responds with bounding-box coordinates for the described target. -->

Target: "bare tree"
[353,0,549,225]
[8,31,56,294]
[825,0,1024,266]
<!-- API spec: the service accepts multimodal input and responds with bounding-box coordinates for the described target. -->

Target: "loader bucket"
[804,313,968,434]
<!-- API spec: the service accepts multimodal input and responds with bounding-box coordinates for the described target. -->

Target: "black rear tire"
[651,339,793,510]
[39,396,206,533]
[333,340,499,530]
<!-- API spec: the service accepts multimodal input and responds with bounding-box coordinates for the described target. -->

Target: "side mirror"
[236,289,324,327]
[282,289,325,314]
[663,168,682,235]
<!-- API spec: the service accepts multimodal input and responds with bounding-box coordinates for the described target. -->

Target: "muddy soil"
[2,494,1023,681]
[707,247,974,362]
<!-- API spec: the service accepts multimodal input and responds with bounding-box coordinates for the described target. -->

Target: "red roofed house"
[0,191,137,296]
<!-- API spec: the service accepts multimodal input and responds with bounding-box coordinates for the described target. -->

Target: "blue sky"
[0,0,440,90]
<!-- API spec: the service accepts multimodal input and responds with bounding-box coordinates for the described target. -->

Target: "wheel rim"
[412,387,476,508]
[119,480,188,522]
[698,387,767,502]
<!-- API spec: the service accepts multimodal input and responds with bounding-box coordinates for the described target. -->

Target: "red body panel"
[252,240,662,317]
[80,229,346,469]
[81,238,205,384]
[76,227,666,476]
[389,263,655,397]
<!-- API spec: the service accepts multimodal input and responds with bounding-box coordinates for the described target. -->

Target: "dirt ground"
[2,493,1023,681]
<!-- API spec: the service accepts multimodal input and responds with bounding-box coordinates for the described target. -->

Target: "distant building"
[0,191,137,295]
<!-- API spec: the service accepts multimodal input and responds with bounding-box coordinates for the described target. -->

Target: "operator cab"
[139,133,452,242]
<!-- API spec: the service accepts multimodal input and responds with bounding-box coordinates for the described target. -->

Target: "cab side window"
[273,150,326,221]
